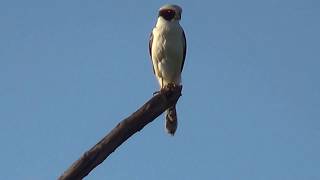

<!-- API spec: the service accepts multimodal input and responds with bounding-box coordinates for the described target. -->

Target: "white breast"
[151,18,184,87]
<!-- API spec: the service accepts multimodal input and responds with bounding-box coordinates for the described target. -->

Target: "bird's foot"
[153,90,160,96]
[155,83,181,96]
[164,83,177,91]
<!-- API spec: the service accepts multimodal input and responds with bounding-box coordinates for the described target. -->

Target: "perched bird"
[149,4,187,135]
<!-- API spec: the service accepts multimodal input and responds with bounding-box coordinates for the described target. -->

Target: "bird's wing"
[149,32,155,74]
[181,30,187,72]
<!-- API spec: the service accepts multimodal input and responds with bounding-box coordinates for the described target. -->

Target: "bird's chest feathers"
[153,25,183,62]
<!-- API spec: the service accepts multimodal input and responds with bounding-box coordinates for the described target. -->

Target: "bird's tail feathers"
[165,106,178,136]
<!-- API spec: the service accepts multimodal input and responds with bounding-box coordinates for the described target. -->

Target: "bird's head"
[158,4,182,22]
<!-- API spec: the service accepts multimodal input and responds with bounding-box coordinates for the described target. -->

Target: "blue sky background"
[1,0,319,179]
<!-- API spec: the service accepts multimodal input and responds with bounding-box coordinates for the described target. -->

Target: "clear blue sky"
[1,0,319,179]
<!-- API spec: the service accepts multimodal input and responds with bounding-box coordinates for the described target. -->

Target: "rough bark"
[59,86,182,180]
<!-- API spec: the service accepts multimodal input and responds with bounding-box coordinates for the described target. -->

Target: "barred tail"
[165,106,178,136]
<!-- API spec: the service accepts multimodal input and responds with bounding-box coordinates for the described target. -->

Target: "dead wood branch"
[59,86,182,180]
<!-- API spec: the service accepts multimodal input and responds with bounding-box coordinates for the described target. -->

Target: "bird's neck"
[156,17,180,28]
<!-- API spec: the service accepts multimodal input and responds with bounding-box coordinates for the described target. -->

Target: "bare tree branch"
[58,86,182,180]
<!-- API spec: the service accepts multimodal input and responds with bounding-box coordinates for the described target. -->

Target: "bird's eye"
[159,9,176,21]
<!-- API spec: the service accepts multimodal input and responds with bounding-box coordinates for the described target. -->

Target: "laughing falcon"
[149,4,187,135]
